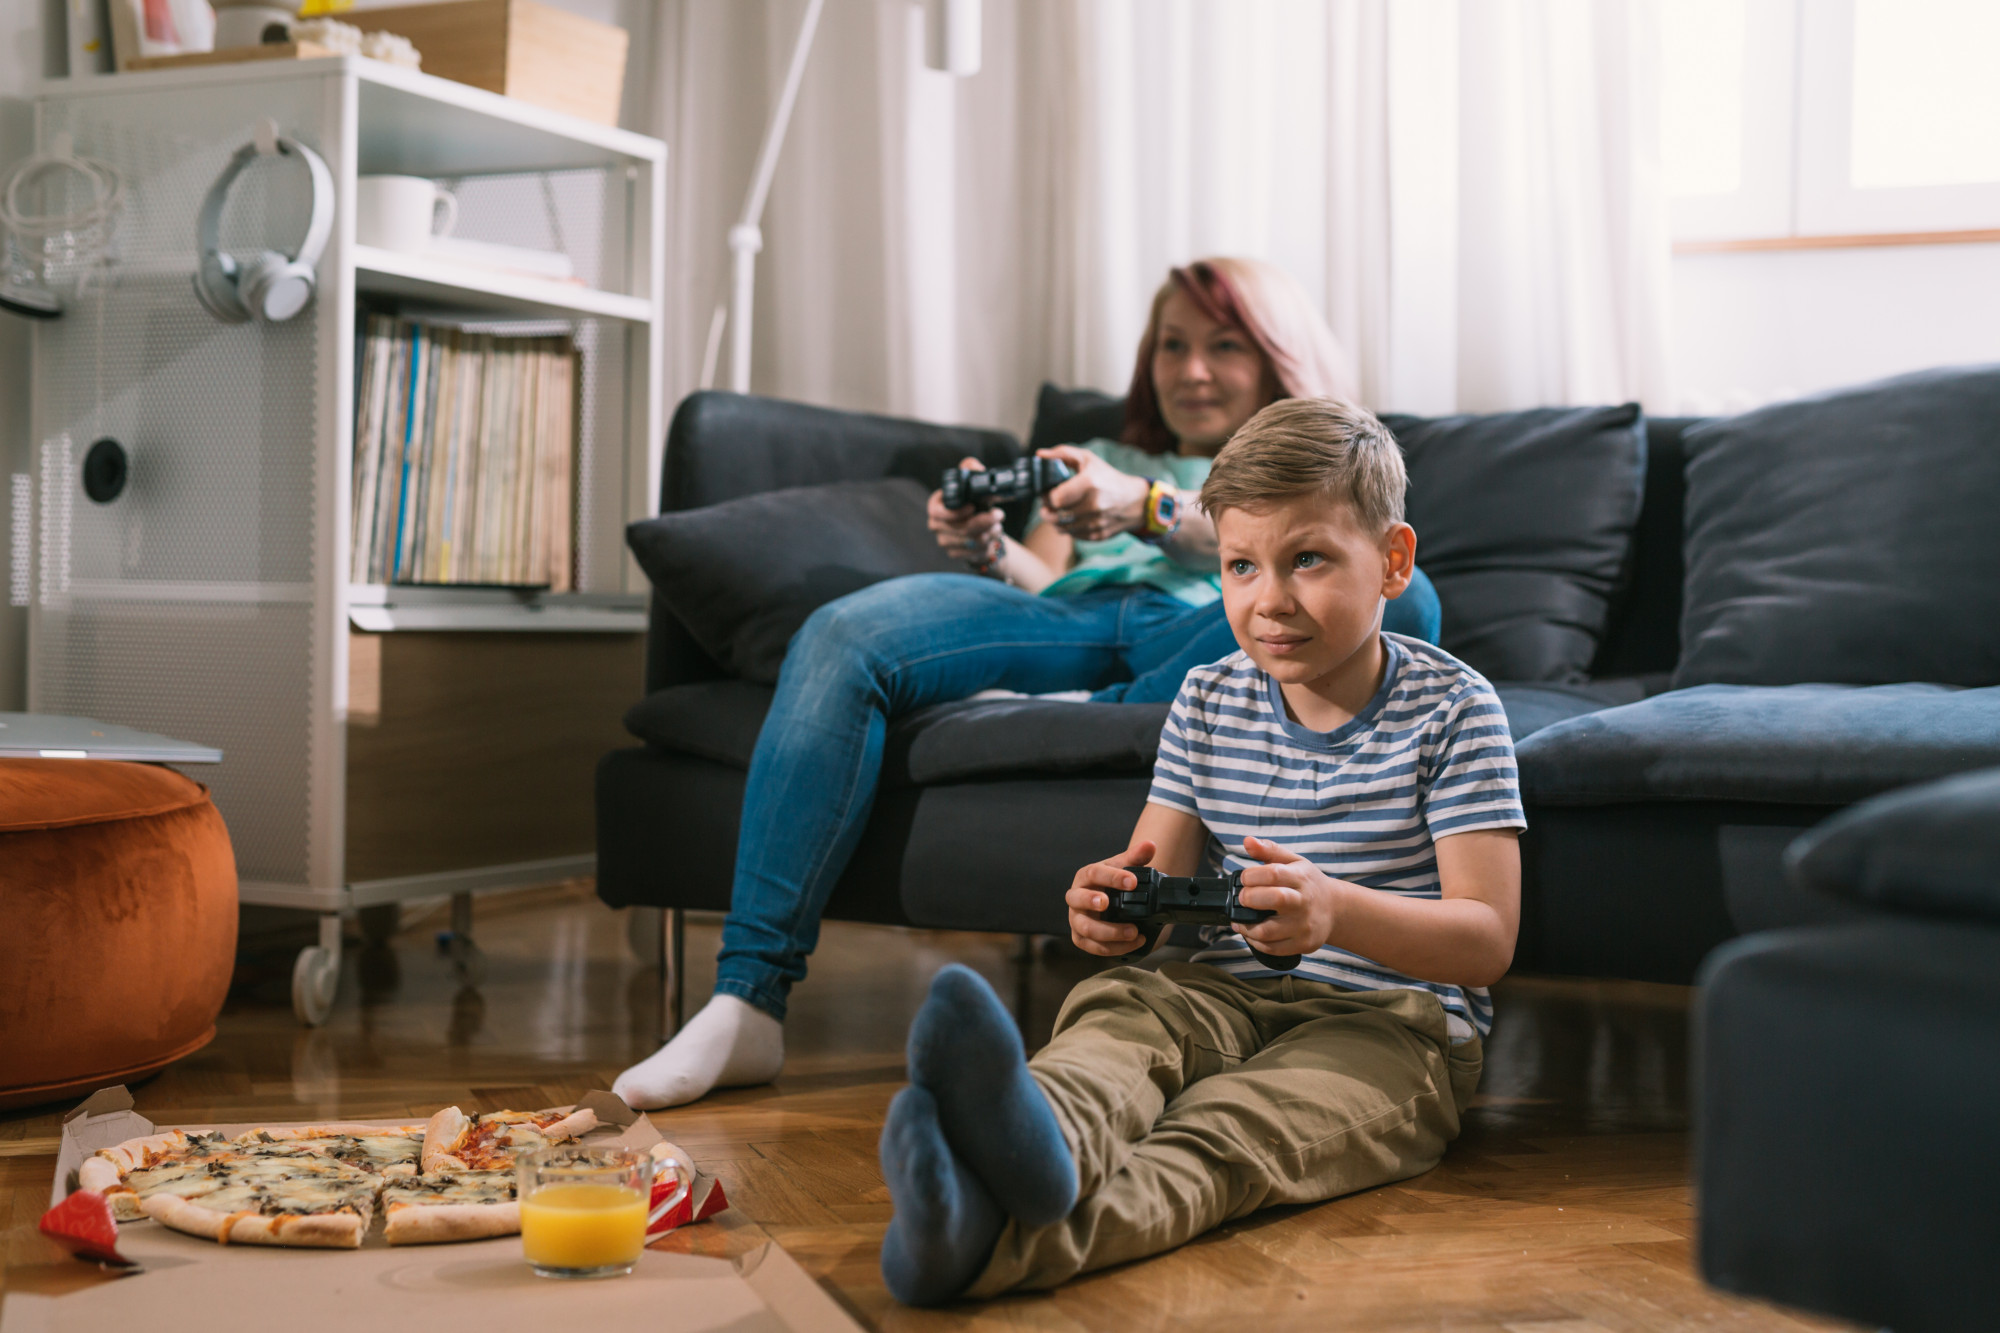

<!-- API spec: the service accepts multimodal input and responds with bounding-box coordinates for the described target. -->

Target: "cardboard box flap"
[736,1242,862,1333]
[63,1086,134,1122]
[52,1088,154,1208]
[575,1088,638,1129]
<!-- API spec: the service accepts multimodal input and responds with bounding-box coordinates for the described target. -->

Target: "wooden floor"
[1,883,1855,1332]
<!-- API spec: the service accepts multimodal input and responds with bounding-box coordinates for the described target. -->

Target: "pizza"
[419,1106,599,1173]
[73,1105,600,1249]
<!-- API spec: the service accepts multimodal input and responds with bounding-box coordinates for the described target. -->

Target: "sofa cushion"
[1517,683,2000,806]
[626,478,960,685]
[625,676,1628,793]
[1675,365,2000,689]
[1492,679,1645,743]
[1028,383,1126,455]
[1787,766,2000,924]
[903,699,1169,784]
[623,681,775,770]
[1031,387,1650,686]
[901,683,1637,781]
[1386,404,1646,685]
[623,682,1169,787]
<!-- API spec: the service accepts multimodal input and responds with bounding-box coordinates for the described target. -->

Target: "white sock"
[611,995,785,1110]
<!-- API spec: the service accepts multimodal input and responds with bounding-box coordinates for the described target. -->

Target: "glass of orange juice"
[518,1147,654,1279]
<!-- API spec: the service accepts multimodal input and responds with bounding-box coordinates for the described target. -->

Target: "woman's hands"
[927,456,1005,565]
[1232,836,1342,959]
[1039,446,1154,542]
[1066,838,1157,957]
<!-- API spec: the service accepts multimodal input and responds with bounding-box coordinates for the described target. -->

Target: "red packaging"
[38,1189,139,1269]
[646,1141,730,1238]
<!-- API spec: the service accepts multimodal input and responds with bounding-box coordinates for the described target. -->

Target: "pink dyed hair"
[1122,257,1358,455]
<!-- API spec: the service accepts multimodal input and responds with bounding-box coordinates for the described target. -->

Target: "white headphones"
[193,134,333,324]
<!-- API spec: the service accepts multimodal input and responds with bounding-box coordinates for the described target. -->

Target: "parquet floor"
[1,882,1857,1332]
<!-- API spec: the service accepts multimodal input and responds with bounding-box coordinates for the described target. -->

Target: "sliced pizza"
[138,1156,379,1249]
[234,1124,427,1179]
[74,1105,601,1248]
[381,1170,520,1245]
[420,1106,598,1174]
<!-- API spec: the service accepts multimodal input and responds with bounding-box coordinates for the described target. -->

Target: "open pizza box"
[9,1087,864,1333]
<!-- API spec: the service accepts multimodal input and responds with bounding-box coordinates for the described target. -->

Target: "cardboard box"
[11,1088,860,1333]
[358,0,630,127]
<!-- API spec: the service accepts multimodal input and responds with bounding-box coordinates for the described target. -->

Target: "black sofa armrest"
[1785,765,2000,924]
[646,392,1023,691]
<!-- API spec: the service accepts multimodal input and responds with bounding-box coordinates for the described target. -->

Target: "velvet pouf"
[0,758,238,1111]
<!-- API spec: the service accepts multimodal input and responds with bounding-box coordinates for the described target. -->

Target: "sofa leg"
[658,908,685,1045]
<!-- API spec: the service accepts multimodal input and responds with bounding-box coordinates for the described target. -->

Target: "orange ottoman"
[0,759,238,1111]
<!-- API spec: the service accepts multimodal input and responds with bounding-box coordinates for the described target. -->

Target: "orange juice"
[520,1183,648,1272]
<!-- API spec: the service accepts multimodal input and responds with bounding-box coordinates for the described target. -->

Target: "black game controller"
[1100,866,1302,971]
[939,456,1075,511]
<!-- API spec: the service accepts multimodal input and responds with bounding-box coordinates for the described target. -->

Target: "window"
[1662,0,2000,242]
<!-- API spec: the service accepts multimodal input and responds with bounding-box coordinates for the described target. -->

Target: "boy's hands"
[1233,835,1342,959]
[1067,838,1156,956]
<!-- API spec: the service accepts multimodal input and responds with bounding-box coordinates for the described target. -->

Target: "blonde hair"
[1122,257,1358,454]
[1198,397,1406,533]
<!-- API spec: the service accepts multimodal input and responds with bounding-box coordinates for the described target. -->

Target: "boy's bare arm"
[1065,802,1208,957]
[1234,828,1521,988]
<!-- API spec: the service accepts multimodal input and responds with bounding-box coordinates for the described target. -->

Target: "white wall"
[1668,242,2000,415]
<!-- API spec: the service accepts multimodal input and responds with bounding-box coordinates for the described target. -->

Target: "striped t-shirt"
[1148,633,1525,1038]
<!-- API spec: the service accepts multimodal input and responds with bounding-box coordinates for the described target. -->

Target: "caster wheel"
[358,903,401,946]
[447,935,487,988]
[291,945,340,1026]
[626,907,664,966]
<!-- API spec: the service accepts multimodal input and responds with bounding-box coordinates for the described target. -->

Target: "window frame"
[1668,0,2000,245]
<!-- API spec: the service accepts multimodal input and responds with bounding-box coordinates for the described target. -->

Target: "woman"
[613,258,1440,1109]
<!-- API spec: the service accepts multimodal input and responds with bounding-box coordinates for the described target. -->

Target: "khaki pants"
[966,963,1483,1296]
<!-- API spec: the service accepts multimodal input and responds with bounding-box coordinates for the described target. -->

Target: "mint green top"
[1036,438,1221,607]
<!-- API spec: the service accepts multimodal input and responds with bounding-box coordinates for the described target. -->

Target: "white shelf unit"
[23,57,666,1022]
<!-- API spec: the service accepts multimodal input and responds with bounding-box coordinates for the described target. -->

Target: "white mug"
[355,175,459,254]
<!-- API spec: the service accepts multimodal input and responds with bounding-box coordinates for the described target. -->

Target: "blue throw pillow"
[1675,364,2000,688]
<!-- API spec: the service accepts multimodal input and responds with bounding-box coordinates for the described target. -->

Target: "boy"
[876,397,1525,1303]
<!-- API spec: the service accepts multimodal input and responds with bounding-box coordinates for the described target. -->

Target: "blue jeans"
[713,568,1441,1019]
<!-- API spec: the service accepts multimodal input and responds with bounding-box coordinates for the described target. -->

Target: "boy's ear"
[1380,522,1417,598]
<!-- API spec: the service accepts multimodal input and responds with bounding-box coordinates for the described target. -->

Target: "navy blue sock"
[907,963,1078,1226]
[878,1086,1004,1305]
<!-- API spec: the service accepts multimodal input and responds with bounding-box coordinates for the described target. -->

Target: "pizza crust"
[539,1109,599,1142]
[142,1194,365,1249]
[383,1201,521,1245]
[421,1107,472,1174]
[77,1157,121,1194]
[98,1130,191,1173]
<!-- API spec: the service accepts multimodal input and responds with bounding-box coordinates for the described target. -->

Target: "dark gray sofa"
[1696,767,2000,1333]
[598,369,2000,1019]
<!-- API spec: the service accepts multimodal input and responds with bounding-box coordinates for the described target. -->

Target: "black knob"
[83,438,128,504]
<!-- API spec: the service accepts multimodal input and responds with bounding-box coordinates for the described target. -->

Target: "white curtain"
[649,0,1670,434]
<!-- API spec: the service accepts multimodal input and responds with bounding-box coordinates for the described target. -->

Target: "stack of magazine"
[350,315,580,590]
